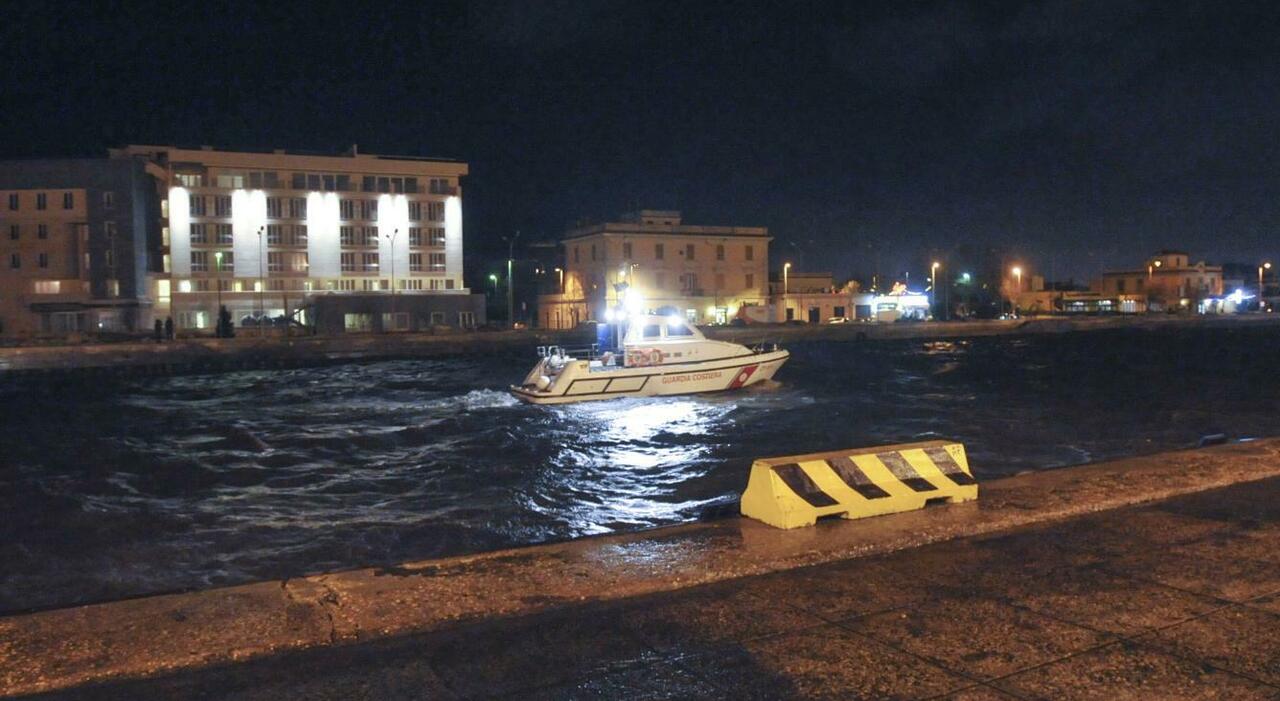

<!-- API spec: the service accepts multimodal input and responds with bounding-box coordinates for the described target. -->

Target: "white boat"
[510,314,789,405]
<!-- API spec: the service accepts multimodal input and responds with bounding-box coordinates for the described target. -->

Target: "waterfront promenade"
[2,313,1278,379]
[4,439,1278,699]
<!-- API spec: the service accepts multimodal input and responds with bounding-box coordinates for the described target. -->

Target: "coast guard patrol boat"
[510,314,789,405]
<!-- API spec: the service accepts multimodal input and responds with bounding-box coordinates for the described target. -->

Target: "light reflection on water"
[3,325,1280,611]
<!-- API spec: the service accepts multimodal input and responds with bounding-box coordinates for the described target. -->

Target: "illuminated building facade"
[539,210,770,329]
[1095,250,1223,312]
[0,158,162,337]
[110,145,470,331]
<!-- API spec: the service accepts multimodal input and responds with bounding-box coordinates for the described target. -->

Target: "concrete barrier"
[740,440,978,528]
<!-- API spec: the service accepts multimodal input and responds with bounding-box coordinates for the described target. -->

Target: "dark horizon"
[3,0,1278,283]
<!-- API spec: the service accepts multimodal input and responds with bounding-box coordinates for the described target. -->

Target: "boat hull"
[510,350,790,405]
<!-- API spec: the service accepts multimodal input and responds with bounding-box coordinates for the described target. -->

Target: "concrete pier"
[2,439,1278,698]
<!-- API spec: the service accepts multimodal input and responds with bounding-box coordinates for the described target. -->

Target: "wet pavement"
[11,451,1280,699]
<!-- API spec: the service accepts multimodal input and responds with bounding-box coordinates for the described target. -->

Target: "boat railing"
[537,343,599,360]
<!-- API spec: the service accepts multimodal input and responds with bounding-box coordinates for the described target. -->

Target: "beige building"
[110,145,471,332]
[1095,250,1222,312]
[0,158,161,338]
[538,210,770,329]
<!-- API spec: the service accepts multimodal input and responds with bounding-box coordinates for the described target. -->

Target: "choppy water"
[2,324,1278,612]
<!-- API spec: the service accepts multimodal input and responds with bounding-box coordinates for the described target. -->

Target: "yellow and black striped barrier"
[740,440,978,529]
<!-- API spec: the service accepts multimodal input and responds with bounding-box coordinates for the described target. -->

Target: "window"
[9,253,18,269]
[458,311,475,327]
[409,227,422,246]
[655,243,664,259]
[214,196,231,217]
[37,224,48,240]
[358,226,374,246]
[105,249,113,268]
[293,225,308,245]
[745,245,754,261]
[102,191,115,209]
[104,221,116,238]
[189,194,206,215]
[382,312,410,331]
[266,197,282,218]
[680,273,698,292]
[7,193,17,210]
[341,252,356,272]
[267,251,283,272]
[429,178,451,194]
[446,279,455,290]
[429,252,446,271]
[574,246,580,263]
[341,226,354,245]
[215,175,245,189]
[409,202,422,221]
[667,320,694,337]
[590,244,597,261]
[289,198,306,218]
[1117,279,1126,293]
[216,224,232,244]
[290,252,308,272]
[34,280,60,294]
[8,224,17,240]
[217,251,234,273]
[745,273,754,288]
[430,311,446,325]
[410,253,423,272]
[430,228,446,246]
[340,200,354,219]
[292,173,306,189]
[63,192,74,209]
[267,225,282,244]
[37,253,49,268]
[360,200,378,221]
[344,313,374,332]
[362,252,379,272]
[623,242,632,259]
[685,244,695,260]
[36,193,47,210]
[190,224,208,244]
[177,174,202,187]
[716,244,725,261]
[190,251,208,272]
[427,202,444,221]
[642,324,662,339]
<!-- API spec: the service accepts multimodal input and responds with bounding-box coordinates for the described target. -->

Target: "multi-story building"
[1095,250,1222,312]
[109,145,473,331]
[0,158,161,337]
[538,210,769,329]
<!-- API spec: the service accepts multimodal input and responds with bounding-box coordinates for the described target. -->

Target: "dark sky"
[2,0,1278,282]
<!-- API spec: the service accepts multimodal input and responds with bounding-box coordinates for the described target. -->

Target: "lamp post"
[783,262,791,322]
[1010,266,1022,318]
[502,231,520,327]
[256,226,265,336]
[214,251,223,337]
[1261,262,1272,311]
[554,267,563,293]
[383,228,399,331]
[930,261,940,320]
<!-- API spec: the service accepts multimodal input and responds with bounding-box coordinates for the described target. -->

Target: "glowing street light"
[214,251,223,337]
[1010,266,1023,317]
[554,267,563,293]
[1261,262,1272,310]
[783,262,791,295]
[930,261,941,320]
[256,226,265,336]
[488,273,498,295]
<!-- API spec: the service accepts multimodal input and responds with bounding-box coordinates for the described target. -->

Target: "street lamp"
[554,267,563,293]
[214,251,223,337]
[383,228,399,332]
[783,262,791,295]
[1261,262,1272,311]
[930,261,940,320]
[256,226,265,336]
[1010,266,1022,317]
[502,231,520,327]
[488,273,498,295]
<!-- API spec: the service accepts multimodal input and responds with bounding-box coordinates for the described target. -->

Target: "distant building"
[0,158,162,337]
[110,145,474,332]
[1095,251,1222,312]
[538,210,770,328]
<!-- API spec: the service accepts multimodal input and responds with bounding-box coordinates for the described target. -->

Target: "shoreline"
[1,313,1277,381]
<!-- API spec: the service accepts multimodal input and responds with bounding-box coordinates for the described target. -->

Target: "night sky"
[2,0,1279,283]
